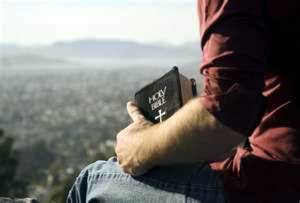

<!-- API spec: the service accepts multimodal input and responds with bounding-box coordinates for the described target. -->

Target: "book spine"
[173,67,184,107]
[191,78,197,96]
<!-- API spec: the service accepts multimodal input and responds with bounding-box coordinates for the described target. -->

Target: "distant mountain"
[1,39,200,58]
[0,39,201,68]
[45,39,200,59]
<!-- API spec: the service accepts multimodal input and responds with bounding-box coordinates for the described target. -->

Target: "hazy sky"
[0,0,199,45]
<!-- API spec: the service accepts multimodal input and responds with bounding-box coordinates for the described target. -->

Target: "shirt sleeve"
[198,0,267,136]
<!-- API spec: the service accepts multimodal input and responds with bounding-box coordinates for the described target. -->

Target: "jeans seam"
[88,172,224,191]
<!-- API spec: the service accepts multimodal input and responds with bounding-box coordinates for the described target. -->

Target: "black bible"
[135,67,197,123]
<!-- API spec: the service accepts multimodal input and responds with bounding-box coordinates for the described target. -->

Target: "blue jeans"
[67,157,227,203]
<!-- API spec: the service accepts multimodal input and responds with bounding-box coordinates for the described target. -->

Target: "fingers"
[127,101,146,123]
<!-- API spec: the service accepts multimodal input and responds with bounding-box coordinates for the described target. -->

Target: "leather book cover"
[135,67,196,123]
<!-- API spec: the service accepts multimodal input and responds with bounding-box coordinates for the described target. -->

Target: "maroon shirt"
[197,0,300,202]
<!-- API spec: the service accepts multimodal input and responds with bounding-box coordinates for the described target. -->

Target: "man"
[68,0,300,202]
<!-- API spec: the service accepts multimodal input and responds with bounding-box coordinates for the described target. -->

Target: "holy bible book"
[135,67,197,124]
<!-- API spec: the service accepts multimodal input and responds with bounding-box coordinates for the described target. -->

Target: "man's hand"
[115,102,156,176]
[115,98,245,176]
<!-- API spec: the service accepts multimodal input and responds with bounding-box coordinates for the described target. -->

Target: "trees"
[0,129,27,197]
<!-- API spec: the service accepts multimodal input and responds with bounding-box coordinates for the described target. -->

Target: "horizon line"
[0,38,200,47]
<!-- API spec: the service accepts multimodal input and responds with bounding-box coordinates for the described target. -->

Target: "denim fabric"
[67,157,227,203]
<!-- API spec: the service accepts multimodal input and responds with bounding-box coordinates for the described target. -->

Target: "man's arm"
[115,100,244,176]
[116,0,268,176]
[153,98,245,165]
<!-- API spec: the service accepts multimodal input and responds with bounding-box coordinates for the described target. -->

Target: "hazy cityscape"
[0,39,201,202]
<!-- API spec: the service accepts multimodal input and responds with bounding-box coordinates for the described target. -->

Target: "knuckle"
[117,155,123,164]
[116,132,123,140]
[123,167,130,174]
[114,146,119,155]
[122,165,131,174]
[120,163,135,175]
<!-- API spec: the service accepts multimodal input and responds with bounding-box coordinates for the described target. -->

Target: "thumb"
[127,102,146,123]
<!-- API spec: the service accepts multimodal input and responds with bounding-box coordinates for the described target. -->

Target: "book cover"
[135,67,197,123]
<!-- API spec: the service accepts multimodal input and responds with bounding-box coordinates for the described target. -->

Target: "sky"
[0,0,199,45]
